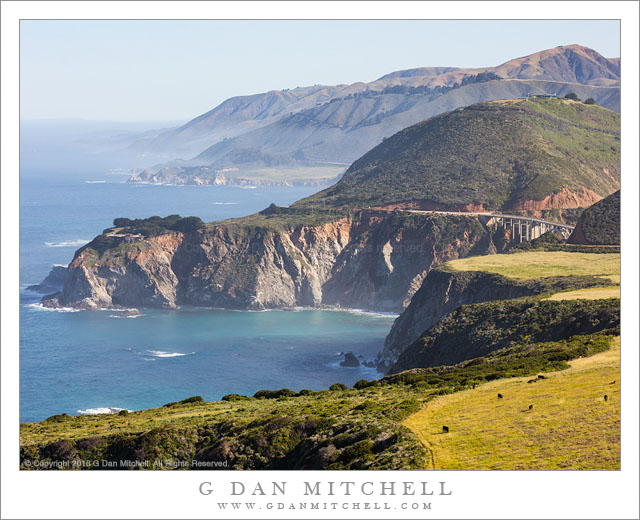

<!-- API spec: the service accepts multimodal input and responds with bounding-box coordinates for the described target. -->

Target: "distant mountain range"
[128,45,620,185]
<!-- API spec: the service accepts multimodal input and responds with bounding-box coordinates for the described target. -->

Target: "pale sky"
[20,20,620,122]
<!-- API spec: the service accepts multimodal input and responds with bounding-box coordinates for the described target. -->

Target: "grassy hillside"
[297,97,620,211]
[404,337,620,470]
[568,190,620,245]
[445,251,620,283]
[546,285,620,301]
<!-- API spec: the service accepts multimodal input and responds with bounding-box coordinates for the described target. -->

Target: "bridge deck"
[406,210,575,230]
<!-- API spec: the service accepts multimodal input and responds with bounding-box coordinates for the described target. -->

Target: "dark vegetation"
[510,231,620,253]
[296,98,620,211]
[331,72,502,104]
[568,190,620,245]
[391,297,619,373]
[112,215,205,236]
[75,215,205,258]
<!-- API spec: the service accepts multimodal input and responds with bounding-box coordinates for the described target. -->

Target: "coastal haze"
[18,21,623,472]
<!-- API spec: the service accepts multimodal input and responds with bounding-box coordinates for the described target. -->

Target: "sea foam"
[25,303,80,313]
[146,350,195,358]
[44,239,88,248]
[77,407,132,415]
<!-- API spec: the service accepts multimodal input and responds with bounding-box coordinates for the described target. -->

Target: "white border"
[2,2,639,519]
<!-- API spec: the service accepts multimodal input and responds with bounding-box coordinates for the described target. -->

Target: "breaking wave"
[146,350,195,358]
[25,303,80,313]
[44,239,88,248]
[77,407,132,415]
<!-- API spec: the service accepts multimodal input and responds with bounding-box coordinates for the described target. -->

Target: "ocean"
[19,173,395,422]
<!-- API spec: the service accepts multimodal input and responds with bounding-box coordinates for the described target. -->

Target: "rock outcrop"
[42,211,494,312]
[377,267,613,372]
[27,265,69,294]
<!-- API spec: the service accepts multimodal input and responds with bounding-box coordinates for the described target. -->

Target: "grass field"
[228,166,345,183]
[403,337,620,470]
[546,286,620,301]
[446,251,620,283]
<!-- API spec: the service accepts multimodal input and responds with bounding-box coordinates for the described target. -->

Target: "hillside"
[568,190,620,245]
[297,97,620,211]
[127,45,620,181]
[389,297,619,373]
[380,250,620,371]
[403,337,620,470]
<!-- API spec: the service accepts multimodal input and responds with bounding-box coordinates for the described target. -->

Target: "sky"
[20,20,620,123]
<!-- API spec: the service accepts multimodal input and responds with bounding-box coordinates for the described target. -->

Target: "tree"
[584,97,595,105]
[564,92,580,101]
[173,216,205,233]
[113,217,133,227]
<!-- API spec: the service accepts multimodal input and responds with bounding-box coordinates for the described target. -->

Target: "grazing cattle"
[527,379,537,384]
[497,393,503,399]
[604,395,609,401]
[472,383,476,389]
[610,380,616,385]
[528,404,533,410]
[442,426,449,433]
[537,375,547,380]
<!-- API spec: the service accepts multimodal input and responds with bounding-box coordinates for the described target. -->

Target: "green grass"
[403,337,620,470]
[226,166,345,183]
[445,251,620,283]
[545,286,620,301]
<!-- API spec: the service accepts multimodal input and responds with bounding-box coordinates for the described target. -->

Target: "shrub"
[118,409,129,416]
[221,393,249,401]
[353,379,373,390]
[43,413,70,423]
[564,92,580,101]
[329,383,348,392]
[297,389,315,396]
[253,388,297,399]
[179,396,204,405]
[584,98,595,105]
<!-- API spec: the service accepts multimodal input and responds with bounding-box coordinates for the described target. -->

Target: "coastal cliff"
[42,211,495,312]
[376,267,611,371]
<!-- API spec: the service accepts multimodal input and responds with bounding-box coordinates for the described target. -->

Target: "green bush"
[329,383,348,391]
[221,394,249,401]
[179,396,204,405]
[253,388,297,399]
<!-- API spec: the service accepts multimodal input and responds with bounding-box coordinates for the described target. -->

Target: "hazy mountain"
[130,45,620,181]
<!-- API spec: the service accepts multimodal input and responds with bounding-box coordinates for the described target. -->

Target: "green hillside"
[297,97,620,211]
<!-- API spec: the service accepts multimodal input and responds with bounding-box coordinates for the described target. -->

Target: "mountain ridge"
[128,45,620,179]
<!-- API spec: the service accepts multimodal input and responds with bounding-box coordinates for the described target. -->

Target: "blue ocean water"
[19,173,394,422]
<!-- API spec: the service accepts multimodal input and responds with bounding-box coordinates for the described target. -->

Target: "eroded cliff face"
[377,269,538,371]
[42,212,493,313]
[377,267,612,372]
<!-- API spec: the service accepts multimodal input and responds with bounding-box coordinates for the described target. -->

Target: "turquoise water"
[20,174,393,422]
